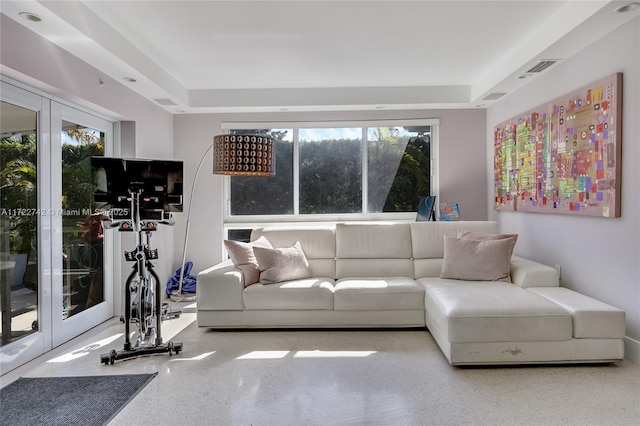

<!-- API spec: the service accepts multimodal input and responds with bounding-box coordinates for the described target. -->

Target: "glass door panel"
[51,103,113,347]
[0,101,39,347]
[61,120,105,319]
[0,80,52,375]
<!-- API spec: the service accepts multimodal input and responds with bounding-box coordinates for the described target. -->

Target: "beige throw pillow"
[223,236,273,286]
[253,241,311,284]
[440,236,515,282]
[457,229,518,245]
[457,230,518,280]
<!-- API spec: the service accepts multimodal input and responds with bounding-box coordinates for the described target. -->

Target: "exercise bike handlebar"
[99,210,175,231]
[158,214,175,226]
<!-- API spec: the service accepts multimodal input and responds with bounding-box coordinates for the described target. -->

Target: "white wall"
[1,15,176,287]
[487,18,640,356]
[173,108,486,274]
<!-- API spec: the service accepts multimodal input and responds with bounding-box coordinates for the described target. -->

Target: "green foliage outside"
[300,138,362,214]
[1,129,103,254]
[230,130,294,215]
[370,135,431,212]
[1,134,37,254]
[61,130,104,243]
[230,128,430,216]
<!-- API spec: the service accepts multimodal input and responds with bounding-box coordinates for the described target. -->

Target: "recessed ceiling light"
[376,106,385,109]
[615,2,640,13]
[123,77,137,83]
[19,12,42,22]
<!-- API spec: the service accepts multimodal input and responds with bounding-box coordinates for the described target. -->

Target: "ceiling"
[1,1,639,113]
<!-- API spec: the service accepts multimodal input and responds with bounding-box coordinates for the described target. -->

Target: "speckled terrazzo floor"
[2,303,639,426]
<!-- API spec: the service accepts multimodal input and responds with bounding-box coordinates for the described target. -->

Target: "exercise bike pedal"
[161,302,182,320]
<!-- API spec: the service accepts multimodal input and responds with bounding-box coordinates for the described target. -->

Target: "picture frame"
[439,203,460,221]
[416,196,436,221]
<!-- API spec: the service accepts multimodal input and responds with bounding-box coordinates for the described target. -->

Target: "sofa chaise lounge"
[197,221,625,365]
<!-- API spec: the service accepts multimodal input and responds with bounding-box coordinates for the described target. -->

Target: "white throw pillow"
[253,241,311,284]
[440,236,515,282]
[223,236,273,286]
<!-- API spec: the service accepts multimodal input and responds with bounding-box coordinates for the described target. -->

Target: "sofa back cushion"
[251,227,336,278]
[335,223,413,278]
[410,221,499,278]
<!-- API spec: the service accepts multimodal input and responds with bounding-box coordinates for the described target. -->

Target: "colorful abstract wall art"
[494,73,622,217]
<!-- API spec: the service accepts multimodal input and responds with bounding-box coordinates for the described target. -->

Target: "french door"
[50,103,115,347]
[0,80,116,373]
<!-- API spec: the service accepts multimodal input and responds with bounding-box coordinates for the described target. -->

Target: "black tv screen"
[91,157,183,219]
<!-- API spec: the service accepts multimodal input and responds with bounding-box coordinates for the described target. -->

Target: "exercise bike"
[99,185,183,365]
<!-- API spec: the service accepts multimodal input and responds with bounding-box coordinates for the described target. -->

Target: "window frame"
[222,118,439,227]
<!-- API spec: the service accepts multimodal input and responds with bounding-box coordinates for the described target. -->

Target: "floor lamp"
[170,133,276,302]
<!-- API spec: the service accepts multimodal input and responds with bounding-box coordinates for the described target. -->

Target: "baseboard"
[624,336,640,364]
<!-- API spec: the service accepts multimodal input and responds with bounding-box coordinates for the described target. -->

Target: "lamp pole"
[171,144,213,302]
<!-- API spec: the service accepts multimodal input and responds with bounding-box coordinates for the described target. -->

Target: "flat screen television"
[91,157,183,219]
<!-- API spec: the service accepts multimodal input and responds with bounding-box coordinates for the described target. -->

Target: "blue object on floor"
[166,261,197,295]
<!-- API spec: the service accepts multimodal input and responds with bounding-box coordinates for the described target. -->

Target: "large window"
[300,128,362,214]
[226,119,436,222]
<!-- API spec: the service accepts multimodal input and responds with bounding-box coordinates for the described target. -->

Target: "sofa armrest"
[196,259,245,310]
[510,255,559,288]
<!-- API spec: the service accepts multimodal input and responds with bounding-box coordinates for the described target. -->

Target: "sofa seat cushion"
[243,277,335,310]
[420,278,572,343]
[528,287,626,339]
[334,277,424,310]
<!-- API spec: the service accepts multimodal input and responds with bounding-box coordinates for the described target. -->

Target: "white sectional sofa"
[197,221,625,365]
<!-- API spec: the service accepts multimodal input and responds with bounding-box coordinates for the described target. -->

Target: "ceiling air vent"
[153,98,177,106]
[525,60,560,74]
[482,92,506,101]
